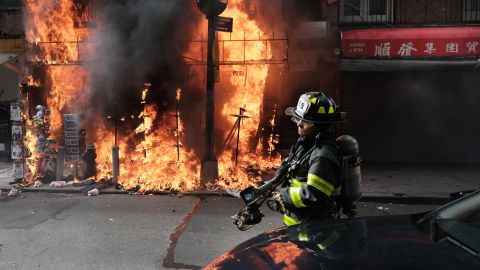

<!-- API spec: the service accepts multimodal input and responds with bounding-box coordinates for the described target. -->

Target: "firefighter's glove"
[267,192,286,213]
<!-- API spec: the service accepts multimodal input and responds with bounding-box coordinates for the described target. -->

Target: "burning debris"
[17,0,283,193]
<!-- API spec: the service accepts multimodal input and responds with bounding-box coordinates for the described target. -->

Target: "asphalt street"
[0,193,439,270]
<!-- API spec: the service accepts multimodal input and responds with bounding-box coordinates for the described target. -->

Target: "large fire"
[216,2,280,187]
[22,0,281,191]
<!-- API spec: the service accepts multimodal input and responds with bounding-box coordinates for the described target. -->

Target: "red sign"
[342,27,480,58]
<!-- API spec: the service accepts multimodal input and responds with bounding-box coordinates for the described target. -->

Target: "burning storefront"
[15,0,323,193]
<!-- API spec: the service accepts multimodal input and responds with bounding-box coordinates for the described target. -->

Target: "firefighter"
[82,143,97,179]
[272,91,346,226]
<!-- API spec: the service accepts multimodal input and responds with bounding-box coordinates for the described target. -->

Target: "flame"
[176,88,181,101]
[24,122,38,182]
[22,0,280,191]
[23,0,88,180]
[26,75,41,87]
[115,86,200,191]
[190,0,281,189]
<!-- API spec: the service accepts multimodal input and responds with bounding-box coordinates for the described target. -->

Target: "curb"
[1,187,449,205]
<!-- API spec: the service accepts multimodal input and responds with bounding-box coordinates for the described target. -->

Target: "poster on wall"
[10,103,22,121]
[11,125,22,141]
[13,162,24,179]
[11,143,23,159]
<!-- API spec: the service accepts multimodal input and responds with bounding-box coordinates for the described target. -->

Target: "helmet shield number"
[295,95,310,118]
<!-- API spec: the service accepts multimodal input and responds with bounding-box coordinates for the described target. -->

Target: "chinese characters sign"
[342,27,480,58]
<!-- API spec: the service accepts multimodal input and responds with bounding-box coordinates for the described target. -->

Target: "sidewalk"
[1,161,479,204]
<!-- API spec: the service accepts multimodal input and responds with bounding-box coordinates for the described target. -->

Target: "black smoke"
[85,0,204,147]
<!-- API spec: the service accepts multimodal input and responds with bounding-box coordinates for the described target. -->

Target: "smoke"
[85,0,337,151]
[89,1,190,108]
[85,0,202,141]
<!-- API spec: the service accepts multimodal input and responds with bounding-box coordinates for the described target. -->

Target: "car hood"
[203,214,479,270]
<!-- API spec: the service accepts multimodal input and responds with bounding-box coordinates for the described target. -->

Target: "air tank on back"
[336,135,362,217]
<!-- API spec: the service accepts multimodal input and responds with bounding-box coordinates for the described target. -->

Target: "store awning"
[342,27,480,58]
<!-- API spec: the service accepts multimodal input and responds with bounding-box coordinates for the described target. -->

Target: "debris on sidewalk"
[33,180,43,188]
[225,188,241,198]
[206,183,224,192]
[72,179,96,187]
[87,188,99,196]
[376,206,390,215]
[49,181,73,187]
[81,180,112,196]
[8,185,22,196]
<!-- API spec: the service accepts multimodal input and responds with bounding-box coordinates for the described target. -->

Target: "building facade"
[328,0,480,165]
[0,0,24,161]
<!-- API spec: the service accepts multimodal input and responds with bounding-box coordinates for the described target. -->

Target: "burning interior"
[18,0,296,192]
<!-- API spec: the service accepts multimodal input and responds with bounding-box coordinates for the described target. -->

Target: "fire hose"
[231,144,316,231]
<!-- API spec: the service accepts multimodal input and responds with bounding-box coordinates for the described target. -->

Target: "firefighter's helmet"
[285,92,346,124]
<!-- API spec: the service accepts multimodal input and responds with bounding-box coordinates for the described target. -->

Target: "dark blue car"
[204,191,480,270]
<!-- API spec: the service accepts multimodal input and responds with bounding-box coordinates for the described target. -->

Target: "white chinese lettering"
[398,42,417,56]
[446,43,459,53]
[466,41,479,53]
[424,42,436,54]
[374,42,391,57]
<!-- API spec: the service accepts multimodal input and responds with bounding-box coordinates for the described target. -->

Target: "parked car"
[203,190,480,270]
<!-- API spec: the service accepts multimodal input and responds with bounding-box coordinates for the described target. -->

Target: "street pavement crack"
[162,197,204,270]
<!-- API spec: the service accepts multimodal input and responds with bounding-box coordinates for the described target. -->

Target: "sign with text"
[215,16,233,32]
[342,27,480,58]
[63,114,79,162]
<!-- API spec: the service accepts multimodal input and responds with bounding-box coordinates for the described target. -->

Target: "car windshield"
[436,192,480,255]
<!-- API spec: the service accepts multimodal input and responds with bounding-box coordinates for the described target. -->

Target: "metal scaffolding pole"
[198,0,227,184]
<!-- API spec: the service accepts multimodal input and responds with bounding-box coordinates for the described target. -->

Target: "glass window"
[465,0,480,11]
[437,192,480,254]
[344,0,361,16]
[369,0,387,15]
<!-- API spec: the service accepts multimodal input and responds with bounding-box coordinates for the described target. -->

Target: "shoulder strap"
[309,143,341,168]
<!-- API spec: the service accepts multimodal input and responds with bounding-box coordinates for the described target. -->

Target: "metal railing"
[181,32,289,66]
[339,0,480,26]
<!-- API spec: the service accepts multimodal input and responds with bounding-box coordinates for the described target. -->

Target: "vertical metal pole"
[143,115,147,158]
[114,119,118,146]
[201,15,218,184]
[56,146,65,181]
[112,146,119,184]
[175,97,180,161]
[235,109,242,166]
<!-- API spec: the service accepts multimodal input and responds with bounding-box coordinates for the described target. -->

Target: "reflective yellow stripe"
[307,174,334,196]
[317,230,341,250]
[298,232,309,242]
[318,106,326,114]
[290,187,307,208]
[284,214,300,226]
[328,106,334,114]
[332,186,341,196]
[290,178,305,188]
[310,97,317,104]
